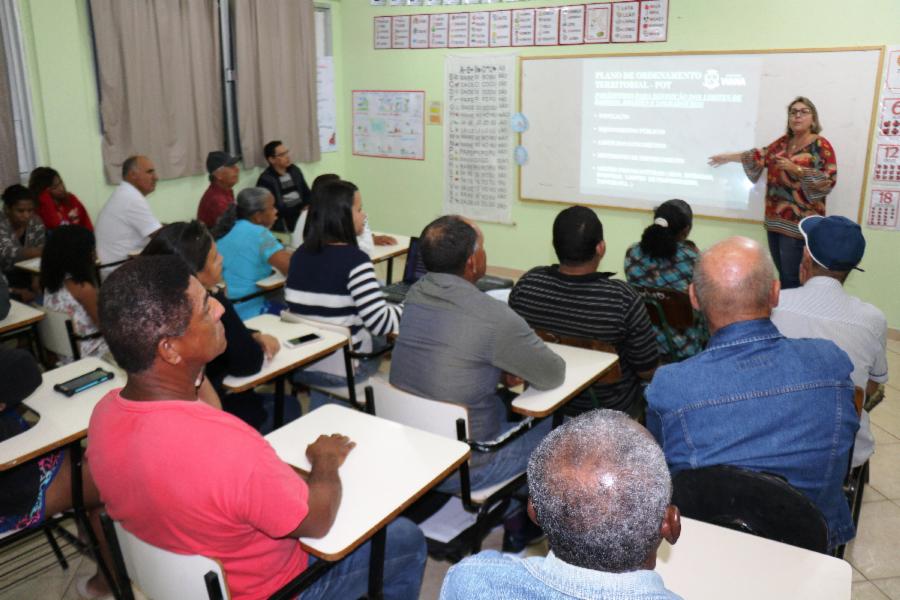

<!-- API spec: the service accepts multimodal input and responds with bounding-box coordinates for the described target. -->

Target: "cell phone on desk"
[284,333,321,348]
[54,368,114,397]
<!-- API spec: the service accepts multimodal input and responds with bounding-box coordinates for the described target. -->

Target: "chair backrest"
[111,521,229,600]
[36,307,79,360]
[672,465,829,553]
[366,376,469,441]
[533,328,622,384]
[633,286,695,332]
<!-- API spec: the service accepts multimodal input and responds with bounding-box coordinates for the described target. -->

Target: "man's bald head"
[691,236,778,331]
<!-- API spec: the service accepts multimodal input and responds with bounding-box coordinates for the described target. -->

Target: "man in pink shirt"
[197,151,240,229]
[87,256,426,600]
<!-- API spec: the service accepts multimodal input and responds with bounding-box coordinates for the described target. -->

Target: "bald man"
[645,236,859,550]
[441,410,682,599]
[95,155,162,266]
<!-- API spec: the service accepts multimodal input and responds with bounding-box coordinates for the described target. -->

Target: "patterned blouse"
[43,281,110,361]
[0,214,45,272]
[742,135,837,239]
[624,240,706,361]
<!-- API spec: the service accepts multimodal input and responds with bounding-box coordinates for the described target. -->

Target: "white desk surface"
[14,256,41,274]
[0,300,45,335]
[255,270,286,291]
[369,233,411,264]
[0,357,125,471]
[655,517,850,600]
[511,342,619,418]
[223,315,348,393]
[265,404,470,561]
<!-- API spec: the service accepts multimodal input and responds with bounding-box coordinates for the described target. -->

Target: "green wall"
[17,0,900,327]
[339,0,900,327]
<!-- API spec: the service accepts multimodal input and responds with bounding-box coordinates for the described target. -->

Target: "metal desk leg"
[367,527,386,600]
[274,376,285,429]
[343,346,358,408]
[70,443,122,600]
[385,257,394,284]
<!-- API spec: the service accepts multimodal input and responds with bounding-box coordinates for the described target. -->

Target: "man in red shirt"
[197,151,240,229]
[87,256,426,600]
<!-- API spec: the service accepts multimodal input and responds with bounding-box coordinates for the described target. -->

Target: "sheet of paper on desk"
[419,497,477,543]
[485,288,511,303]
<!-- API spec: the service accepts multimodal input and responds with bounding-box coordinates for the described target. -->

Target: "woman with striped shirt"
[285,179,401,409]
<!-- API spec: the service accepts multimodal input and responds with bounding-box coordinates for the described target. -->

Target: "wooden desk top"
[510,342,619,418]
[369,233,411,264]
[0,357,125,471]
[14,257,41,274]
[265,404,470,561]
[0,300,46,335]
[222,315,348,393]
[655,516,850,600]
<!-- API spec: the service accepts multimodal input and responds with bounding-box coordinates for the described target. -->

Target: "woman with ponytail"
[625,199,705,360]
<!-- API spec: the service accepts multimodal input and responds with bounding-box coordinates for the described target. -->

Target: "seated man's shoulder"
[442,551,535,599]
[783,335,854,375]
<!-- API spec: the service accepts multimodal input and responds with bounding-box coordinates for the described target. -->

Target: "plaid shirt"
[624,241,705,360]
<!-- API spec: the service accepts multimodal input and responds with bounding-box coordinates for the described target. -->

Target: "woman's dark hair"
[211,187,272,239]
[304,180,359,253]
[639,199,693,260]
[311,173,341,197]
[142,221,213,275]
[28,166,60,197]
[0,347,43,515]
[2,184,34,209]
[40,225,97,292]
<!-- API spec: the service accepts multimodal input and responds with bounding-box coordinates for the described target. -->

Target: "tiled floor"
[3,342,899,599]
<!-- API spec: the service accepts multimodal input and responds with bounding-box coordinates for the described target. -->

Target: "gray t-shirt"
[390,272,565,444]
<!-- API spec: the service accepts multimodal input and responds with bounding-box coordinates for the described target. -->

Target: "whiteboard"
[520,49,883,222]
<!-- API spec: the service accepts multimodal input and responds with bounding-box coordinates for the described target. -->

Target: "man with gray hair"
[95,154,162,266]
[646,236,859,550]
[440,409,683,599]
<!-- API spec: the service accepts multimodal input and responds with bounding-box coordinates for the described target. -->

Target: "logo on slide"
[702,69,720,90]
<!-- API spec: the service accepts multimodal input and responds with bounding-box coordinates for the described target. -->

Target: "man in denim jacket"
[440,410,683,600]
[646,237,858,549]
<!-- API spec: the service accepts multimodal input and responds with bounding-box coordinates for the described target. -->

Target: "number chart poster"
[868,45,900,230]
[352,90,426,160]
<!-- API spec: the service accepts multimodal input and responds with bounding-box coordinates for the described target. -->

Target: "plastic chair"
[100,514,333,600]
[672,465,829,553]
[632,285,704,361]
[36,307,102,365]
[364,376,532,559]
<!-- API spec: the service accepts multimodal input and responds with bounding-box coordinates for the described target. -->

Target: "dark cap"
[799,215,866,272]
[206,151,240,174]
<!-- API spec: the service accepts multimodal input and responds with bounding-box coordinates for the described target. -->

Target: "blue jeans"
[299,517,427,600]
[767,231,804,289]
[437,413,552,495]
[294,355,383,411]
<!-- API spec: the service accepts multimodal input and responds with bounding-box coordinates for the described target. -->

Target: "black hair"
[28,166,60,197]
[420,215,477,276]
[311,173,341,197]
[142,221,213,275]
[99,256,193,374]
[263,140,282,160]
[2,184,34,209]
[552,206,603,266]
[304,180,358,253]
[639,199,693,259]
[0,347,43,515]
[121,155,140,180]
[40,225,97,292]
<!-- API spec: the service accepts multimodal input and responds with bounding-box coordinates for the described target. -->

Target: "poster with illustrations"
[352,90,426,160]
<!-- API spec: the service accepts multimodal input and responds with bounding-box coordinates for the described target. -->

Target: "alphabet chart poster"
[868,46,900,230]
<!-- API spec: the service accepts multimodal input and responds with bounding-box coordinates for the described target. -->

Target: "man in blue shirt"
[440,410,683,600]
[646,236,858,549]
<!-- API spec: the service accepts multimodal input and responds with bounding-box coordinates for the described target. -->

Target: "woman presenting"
[708,96,837,288]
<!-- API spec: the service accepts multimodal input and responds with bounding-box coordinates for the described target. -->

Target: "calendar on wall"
[867,47,900,230]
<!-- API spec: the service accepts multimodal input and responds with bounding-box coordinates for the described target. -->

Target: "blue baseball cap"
[799,215,865,272]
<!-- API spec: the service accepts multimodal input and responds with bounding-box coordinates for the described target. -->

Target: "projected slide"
[579,55,761,210]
